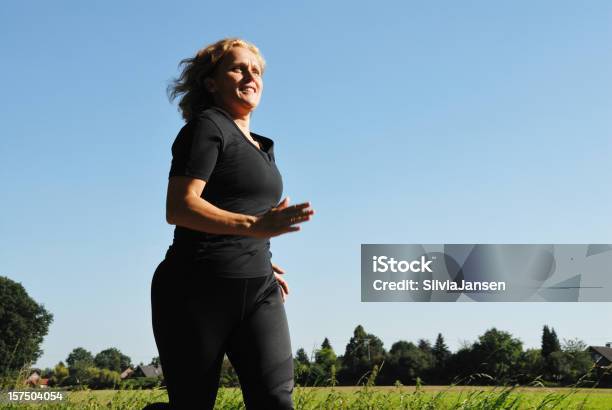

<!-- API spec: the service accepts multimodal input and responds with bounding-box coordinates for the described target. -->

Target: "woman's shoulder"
[173,109,227,149]
[177,108,231,143]
[194,106,234,127]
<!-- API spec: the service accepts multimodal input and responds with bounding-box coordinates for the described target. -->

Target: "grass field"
[2,385,612,409]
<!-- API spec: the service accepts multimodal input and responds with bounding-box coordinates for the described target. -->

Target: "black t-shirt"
[165,106,283,278]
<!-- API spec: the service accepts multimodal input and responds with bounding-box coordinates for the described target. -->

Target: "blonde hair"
[167,38,266,122]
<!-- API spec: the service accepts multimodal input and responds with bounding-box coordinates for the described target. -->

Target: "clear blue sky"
[1,1,611,370]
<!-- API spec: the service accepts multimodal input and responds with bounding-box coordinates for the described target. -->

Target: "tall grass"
[1,365,610,409]
[0,384,607,409]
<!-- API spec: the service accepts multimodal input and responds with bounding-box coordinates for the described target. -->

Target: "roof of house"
[25,373,47,385]
[589,346,612,364]
[138,365,163,378]
[120,368,134,379]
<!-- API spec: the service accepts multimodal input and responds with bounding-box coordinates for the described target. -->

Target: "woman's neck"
[233,115,251,135]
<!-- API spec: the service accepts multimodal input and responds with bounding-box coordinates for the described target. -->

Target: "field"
[2,385,612,409]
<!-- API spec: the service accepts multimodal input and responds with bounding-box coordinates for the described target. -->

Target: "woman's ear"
[204,77,216,93]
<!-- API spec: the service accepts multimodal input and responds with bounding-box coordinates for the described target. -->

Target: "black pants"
[150,256,294,410]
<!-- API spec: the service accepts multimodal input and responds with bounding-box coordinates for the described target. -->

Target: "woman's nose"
[243,69,255,81]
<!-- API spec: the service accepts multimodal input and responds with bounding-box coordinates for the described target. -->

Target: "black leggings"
[150,256,294,409]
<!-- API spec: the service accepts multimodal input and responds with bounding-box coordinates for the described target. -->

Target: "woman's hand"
[272,262,289,303]
[248,197,314,238]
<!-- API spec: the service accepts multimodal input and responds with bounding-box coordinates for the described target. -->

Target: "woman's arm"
[166,176,254,235]
[166,176,314,238]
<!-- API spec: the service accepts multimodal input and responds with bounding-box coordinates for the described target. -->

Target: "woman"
[150,38,314,409]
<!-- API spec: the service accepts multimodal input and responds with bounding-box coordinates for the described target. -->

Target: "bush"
[89,368,121,389]
[119,376,162,390]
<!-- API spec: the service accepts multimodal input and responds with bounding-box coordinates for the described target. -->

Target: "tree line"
[288,325,609,388]
[3,346,162,390]
[9,323,606,391]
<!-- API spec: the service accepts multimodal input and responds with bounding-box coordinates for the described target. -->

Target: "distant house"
[131,365,163,378]
[25,370,40,386]
[588,343,612,368]
[25,370,49,388]
[120,367,134,379]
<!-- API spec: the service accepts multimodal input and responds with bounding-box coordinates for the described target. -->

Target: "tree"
[421,333,450,384]
[541,325,561,359]
[432,333,450,364]
[417,339,436,382]
[381,341,432,385]
[338,325,385,385]
[50,362,69,387]
[41,367,54,379]
[94,348,132,372]
[430,333,452,383]
[515,348,544,384]
[65,366,98,387]
[545,338,594,385]
[315,338,337,369]
[66,347,94,368]
[417,339,432,353]
[295,348,310,366]
[541,326,562,381]
[562,338,587,354]
[470,328,523,383]
[313,338,338,386]
[88,368,121,389]
[0,276,53,375]
[293,348,311,387]
[149,356,160,367]
[446,345,477,383]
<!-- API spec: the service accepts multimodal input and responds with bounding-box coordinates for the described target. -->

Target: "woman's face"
[206,46,263,116]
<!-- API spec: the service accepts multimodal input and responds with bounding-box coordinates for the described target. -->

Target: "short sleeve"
[169,117,224,181]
